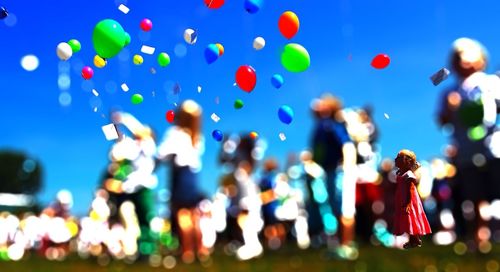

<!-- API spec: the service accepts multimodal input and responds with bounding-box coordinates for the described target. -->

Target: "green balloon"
[234,99,244,109]
[92,19,127,59]
[68,39,81,53]
[124,32,131,46]
[281,43,310,73]
[158,52,171,67]
[131,94,144,105]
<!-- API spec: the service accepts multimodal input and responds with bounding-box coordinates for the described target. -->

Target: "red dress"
[393,170,431,235]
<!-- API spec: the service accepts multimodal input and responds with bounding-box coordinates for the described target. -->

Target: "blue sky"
[1,0,500,215]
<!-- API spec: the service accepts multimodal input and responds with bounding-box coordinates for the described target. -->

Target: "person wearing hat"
[437,38,500,245]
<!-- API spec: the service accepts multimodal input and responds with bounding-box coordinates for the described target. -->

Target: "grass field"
[0,244,499,272]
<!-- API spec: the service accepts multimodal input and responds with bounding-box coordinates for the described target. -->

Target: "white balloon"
[253,37,265,50]
[20,55,39,71]
[183,28,197,45]
[56,42,73,61]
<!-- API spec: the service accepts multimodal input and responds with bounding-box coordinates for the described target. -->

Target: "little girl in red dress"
[393,149,431,249]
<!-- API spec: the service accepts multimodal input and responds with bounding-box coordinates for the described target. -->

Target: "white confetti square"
[118,4,130,14]
[141,45,156,55]
[279,132,286,141]
[92,89,99,97]
[102,124,119,141]
[384,113,390,119]
[211,113,220,123]
[197,85,202,93]
[121,83,129,92]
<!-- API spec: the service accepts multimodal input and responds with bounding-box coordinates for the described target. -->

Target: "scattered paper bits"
[211,113,220,123]
[121,83,129,92]
[102,124,119,141]
[118,4,130,14]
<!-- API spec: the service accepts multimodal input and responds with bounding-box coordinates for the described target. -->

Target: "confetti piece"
[430,68,450,86]
[93,107,97,112]
[118,4,130,14]
[197,85,202,93]
[152,91,155,97]
[384,113,390,119]
[92,89,99,97]
[102,124,119,141]
[141,45,155,55]
[279,132,286,141]
[215,96,220,104]
[121,83,129,92]
[211,113,220,123]
[150,67,156,74]
[233,82,237,86]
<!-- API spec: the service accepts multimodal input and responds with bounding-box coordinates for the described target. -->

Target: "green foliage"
[0,150,42,194]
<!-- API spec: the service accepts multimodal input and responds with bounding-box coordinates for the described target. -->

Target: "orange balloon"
[215,43,224,56]
[278,11,299,39]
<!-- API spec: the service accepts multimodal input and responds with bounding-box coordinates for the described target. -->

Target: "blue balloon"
[0,7,8,19]
[244,0,263,14]
[212,129,224,142]
[204,44,219,64]
[271,74,284,89]
[278,105,294,124]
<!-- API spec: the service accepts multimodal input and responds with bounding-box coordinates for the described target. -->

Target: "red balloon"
[204,0,224,9]
[235,65,257,92]
[81,66,94,80]
[140,18,153,32]
[166,110,175,123]
[371,54,390,69]
[278,11,299,39]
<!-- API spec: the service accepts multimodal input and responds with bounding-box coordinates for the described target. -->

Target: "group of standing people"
[91,37,500,263]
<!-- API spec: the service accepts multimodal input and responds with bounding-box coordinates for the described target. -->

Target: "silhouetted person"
[157,100,208,263]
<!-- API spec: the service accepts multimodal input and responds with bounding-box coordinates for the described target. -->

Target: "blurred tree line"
[0,150,43,213]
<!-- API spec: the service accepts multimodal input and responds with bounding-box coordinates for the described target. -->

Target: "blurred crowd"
[1,37,500,267]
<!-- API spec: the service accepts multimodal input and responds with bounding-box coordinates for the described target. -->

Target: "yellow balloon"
[133,54,144,65]
[93,55,106,68]
[215,43,224,56]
